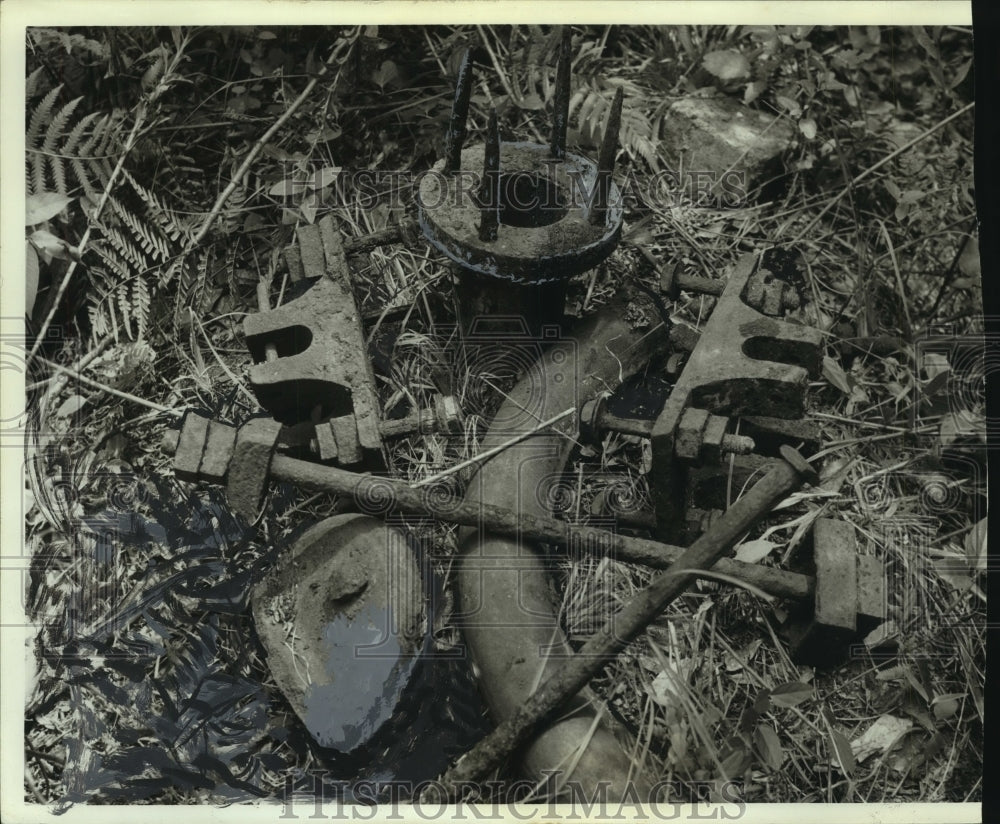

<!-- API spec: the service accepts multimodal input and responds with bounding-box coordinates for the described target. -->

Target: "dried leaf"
[734,539,777,564]
[26,191,73,225]
[649,658,695,708]
[775,95,801,117]
[939,410,985,446]
[850,714,913,763]
[30,229,72,261]
[769,681,813,708]
[744,80,767,104]
[702,50,751,82]
[517,93,545,111]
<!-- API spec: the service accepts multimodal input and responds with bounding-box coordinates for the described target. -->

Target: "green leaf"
[829,729,856,776]
[822,356,853,395]
[769,681,813,708]
[30,229,71,261]
[702,50,750,82]
[754,723,784,770]
[932,694,961,721]
[26,191,73,225]
[269,178,306,198]
[799,117,817,139]
[734,539,777,564]
[372,59,400,90]
[965,517,987,572]
[55,394,88,418]
[26,242,39,316]
[958,236,980,279]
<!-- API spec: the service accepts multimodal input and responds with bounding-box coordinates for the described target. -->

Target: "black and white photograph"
[2,2,987,821]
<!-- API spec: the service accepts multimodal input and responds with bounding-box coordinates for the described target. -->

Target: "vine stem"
[183,32,358,252]
[789,101,974,244]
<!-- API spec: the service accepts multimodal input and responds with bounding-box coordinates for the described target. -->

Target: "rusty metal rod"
[478,107,500,242]
[549,27,572,159]
[589,406,754,454]
[253,450,814,602]
[426,448,817,799]
[444,49,474,175]
[342,220,419,255]
[590,87,623,226]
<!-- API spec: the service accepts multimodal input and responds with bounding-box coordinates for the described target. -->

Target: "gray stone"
[661,96,795,192]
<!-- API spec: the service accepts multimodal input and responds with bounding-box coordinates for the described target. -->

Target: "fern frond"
[25,66,46,99]
[63,110,102,155]
[121,168,190,243]
[103,226,148,272]
[43,96,84,153]
[133,275,150,340]
[117,282,133,339]
[28,85,63,193]
[27,85,62,148]
[108,196,171,262]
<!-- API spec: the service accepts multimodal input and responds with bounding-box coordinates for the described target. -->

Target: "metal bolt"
[478,108,500,242]
[444,49,474,175]
[580,397,754,459]
[549,27,572,160]
[589,86,623,226]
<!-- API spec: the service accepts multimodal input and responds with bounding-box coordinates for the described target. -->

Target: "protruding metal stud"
[444,49,474,175]
[478,108,500,242]
[589,87,623,226]
[550,27,572,160]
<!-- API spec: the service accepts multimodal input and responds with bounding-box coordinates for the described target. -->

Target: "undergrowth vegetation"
[23,24,982,806]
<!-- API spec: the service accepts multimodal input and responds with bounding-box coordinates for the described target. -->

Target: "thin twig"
[790,102,974,244]
[184,34,358,252]
[412,407,575,487]
[37,356,178,416]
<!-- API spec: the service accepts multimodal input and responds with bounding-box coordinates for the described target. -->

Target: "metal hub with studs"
[418,141,623,284]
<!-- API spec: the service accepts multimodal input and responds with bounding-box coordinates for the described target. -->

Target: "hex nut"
[314,420,339,462]
[227,417,283,521]
[174,411,210,482]
[700,414,730,464]
[330,415,362,465]
[434,393,464,433]
[675,407,709,461]
[199,419,237,483]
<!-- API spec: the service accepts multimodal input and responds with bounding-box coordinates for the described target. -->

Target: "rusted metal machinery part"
[650,252,824,541]
[453,304,667,799]
[418,44,624,335]
[243,215,383,448]
[251,513,426,753]
[169,411,815,602]
[172,410,883,669]
[433,447,818,799]
[419,143,622,278]
[782,518,885,668]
